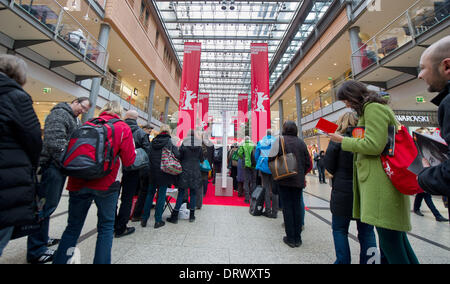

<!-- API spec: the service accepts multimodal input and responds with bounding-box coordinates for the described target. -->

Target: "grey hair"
[0,54,27,86]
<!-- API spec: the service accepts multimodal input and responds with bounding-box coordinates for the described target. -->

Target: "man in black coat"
[417,35,450,222]
[0,55,42,256]
[114,110,151,238]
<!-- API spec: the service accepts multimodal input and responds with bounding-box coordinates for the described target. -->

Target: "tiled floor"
[1,175,449,264]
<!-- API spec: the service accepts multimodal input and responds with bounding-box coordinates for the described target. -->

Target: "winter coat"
[148,133,180,187]
[418,81,450,199]
[255,135,276,174]
[238,140,255,168]
[341,102,411,232]
[268,134,311,189]
[66,113,136,193]
[324,130,354,218]
[178,136,204,190]
[124,118,151,155]
[0,72,43,229]
[40,102,79,166]
[315,153,326,169]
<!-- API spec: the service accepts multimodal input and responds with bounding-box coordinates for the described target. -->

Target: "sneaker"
[436,215,449,222]
[154,221,165,229]
[114,227,136,238]
[28,249,55,264]
[46,238,60,247]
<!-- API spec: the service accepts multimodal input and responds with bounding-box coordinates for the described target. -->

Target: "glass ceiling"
[154,0,333,110]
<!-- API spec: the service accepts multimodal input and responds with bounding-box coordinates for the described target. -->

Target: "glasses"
[79,102,90,113]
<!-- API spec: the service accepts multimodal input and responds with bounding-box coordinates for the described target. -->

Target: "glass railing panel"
[17,0,62,32]
[85,36,107,68]
[351,38,378,75]
[374,12,413,60]
[408,0,450,37]
[320,90,333,108]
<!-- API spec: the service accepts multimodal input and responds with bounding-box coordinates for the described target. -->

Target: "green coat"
[341,103,411,232]
[238,140,255,168]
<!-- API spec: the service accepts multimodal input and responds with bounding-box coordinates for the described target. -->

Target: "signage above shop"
[43,88,51,94]
[394,110,438,127]
[416,96,425,103]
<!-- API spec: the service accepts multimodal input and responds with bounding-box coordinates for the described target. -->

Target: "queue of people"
[0,35,449,264]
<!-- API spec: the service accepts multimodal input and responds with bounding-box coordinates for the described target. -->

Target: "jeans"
[53,190,119,264]
[376,227,419,264]
[132,172,150,219]
[279,186,303,244]
[175,188,197,211]
[27,163,67,261]
[142,185,167,223]
[115,170,140,234]
[243,168,257,201]
[414,192,443,217]
[0,226,14,257]
[261,173,278,214]
[318,166,326,183]
[332,215,377,264]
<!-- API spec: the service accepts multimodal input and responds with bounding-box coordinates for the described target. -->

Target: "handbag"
[161,146,182,175]
[268,136,298,181]
[200,159,212,172]
[123,148,149,171]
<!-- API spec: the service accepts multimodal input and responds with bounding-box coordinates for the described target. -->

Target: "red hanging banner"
[177,42,202,143]
[237,93,248,139]
[198,93,209,130]
[251,43,271,143]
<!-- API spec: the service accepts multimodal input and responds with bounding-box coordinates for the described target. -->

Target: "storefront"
[394,110,440,136]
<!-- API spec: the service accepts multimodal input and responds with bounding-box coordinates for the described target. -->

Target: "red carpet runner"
[202,181,250,207]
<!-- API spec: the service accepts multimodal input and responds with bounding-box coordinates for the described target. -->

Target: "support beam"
[49,60,79,69]
[384,66,419,77]
[278,99,284,134]
[147,80,156,122]
[13,39,50,49]
[295,83,303,139]
[163,96,170,124]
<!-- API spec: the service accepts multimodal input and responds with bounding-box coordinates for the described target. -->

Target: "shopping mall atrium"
[0,0,449,265]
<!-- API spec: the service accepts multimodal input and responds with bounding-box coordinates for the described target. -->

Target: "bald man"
[114,110,151,238]
[417,36,450,221]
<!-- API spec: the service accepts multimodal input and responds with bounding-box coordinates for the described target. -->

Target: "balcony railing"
[351,0,450,75]
[100,73,164,121]
[15,0,108,69]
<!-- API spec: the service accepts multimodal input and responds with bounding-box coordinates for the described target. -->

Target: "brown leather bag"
[269,136,298,181]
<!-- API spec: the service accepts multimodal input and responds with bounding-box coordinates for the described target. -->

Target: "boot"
[189,210,196,223]
[167,209,179,224]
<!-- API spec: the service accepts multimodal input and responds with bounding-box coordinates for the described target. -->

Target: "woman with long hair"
[329,81,419,264]
[325,112,377,264]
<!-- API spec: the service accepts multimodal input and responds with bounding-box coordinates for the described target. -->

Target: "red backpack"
[380,125,424,195]
[60,118,121,180]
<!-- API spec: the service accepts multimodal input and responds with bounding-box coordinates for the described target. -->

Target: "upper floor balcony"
[0,0,108,81]
[351,0,450,88]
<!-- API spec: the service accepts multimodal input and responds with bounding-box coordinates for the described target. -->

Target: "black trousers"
[279,186,303,244]
[132,172,150,219]
[115,170,140,234]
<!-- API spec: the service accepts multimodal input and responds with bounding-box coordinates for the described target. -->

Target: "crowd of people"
[0,35,449,264]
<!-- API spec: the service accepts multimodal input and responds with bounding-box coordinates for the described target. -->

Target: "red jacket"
[67,113,136,192]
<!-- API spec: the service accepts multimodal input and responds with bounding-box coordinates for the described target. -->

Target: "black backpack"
[249,186,265,216]
[60,118,121,180]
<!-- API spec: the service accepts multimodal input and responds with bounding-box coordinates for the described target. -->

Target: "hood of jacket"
[51,102,76,119]
[152,133,172,150]
[124,118,139,132]
[0,72,23,95]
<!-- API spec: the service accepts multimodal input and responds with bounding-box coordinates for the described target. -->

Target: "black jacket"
[418,81,450,198]
[324,131,354,218]
[0,72,42,229]
[124,118,151,156]
[269,134,311,189]
[178,136,204,190]
[148,133,180,187]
